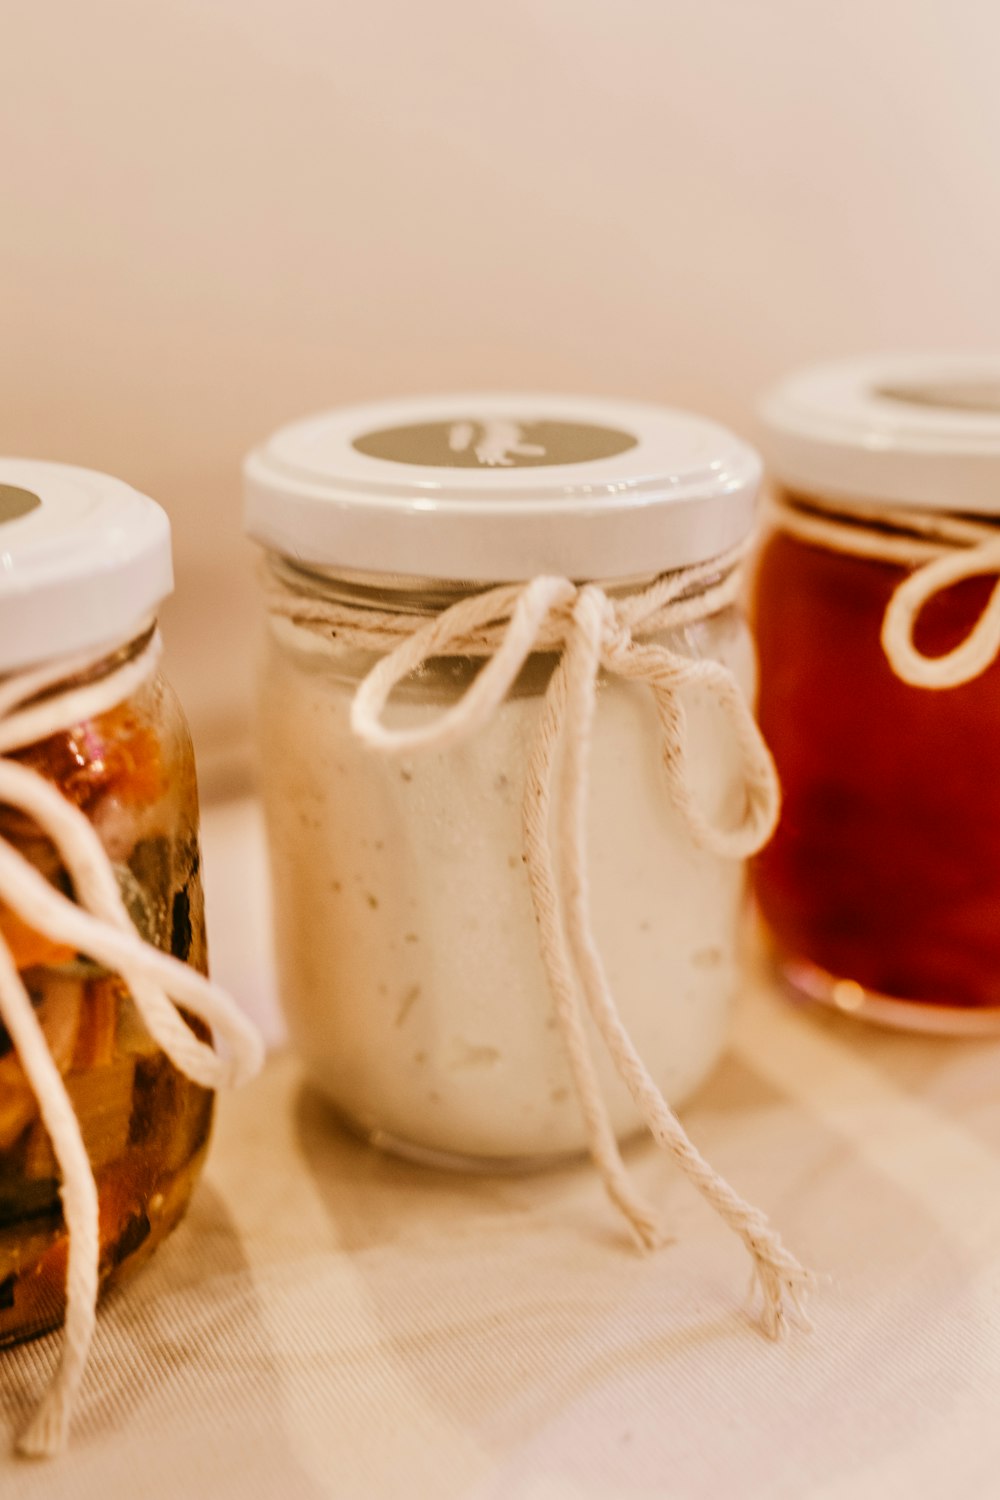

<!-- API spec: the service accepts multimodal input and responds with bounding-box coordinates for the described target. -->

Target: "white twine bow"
[0,631,263,1459]
[268,547,816,1336]
[771,493,1000,689]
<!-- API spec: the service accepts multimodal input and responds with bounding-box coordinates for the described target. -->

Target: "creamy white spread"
[260,610,754,1164]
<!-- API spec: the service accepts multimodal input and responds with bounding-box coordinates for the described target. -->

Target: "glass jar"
[753,357,1000,1034]
[0,462,213,1344]
[260,560,755,1165]
[246,396,768,1167]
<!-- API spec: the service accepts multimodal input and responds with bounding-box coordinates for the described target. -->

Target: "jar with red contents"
[753,357,1000,1034]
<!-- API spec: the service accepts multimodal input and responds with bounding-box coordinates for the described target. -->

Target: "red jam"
[753,503,1000,1014]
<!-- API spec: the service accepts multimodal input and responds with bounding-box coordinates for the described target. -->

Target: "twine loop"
[267,547,816,1337]
[772,493,1000,688]
[880,535,1000,689]
[0,631,263,1458]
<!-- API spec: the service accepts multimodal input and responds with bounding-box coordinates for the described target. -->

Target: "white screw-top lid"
[761,355,1000,514]
[0,459,173,673]
[243,394,761,581]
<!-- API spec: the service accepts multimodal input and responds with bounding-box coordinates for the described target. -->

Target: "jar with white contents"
[246,396,810,1325]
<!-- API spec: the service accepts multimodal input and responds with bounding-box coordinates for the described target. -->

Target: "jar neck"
[772,485,1000,566]
[265,552,739,620]
[778,485,1000,530]
[4,620,157,696]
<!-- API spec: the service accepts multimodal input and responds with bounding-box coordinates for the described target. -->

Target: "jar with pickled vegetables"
[0,461,260,1457]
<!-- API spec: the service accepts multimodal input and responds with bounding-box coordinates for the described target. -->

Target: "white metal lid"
[0,459,173,673]
[761,355,1000,514]
[243,394,761,581]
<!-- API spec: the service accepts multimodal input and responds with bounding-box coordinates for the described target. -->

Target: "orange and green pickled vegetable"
[0,683,213,1344]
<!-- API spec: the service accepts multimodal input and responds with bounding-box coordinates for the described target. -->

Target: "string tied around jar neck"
[265,542,818,1339]
[770,492,1000,689]
[0,630,264,1460]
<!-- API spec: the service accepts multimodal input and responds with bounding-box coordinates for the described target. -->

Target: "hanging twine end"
[621,1201,672,1254]
[17,1391,71,1460]
[594,1153,672,1252]
[746,1231,820,1339]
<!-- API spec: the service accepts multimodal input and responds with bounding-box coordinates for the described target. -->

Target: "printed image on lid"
[761,355,1000,515]
[244,394,761,581]
[0,459,173,673]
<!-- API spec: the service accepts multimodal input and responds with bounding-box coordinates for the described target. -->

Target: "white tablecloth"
[4,799,1000,1497]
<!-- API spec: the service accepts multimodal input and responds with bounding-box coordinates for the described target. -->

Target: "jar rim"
[244,394,760,582]
[761,355,1000,517]
[0,459,172,674]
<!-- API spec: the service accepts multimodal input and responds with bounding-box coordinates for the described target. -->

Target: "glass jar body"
[753,498,1000,1032]
[0,642,213,1343]
[259,566,757,1168]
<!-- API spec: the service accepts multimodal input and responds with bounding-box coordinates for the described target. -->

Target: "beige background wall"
[2,1,999,788]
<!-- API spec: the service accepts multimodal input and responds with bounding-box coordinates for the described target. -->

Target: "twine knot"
[0,632,263,1458]
[268,546,816,1337]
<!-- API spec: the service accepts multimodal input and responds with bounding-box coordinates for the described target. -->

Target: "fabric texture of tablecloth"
[4,800,1000,1498]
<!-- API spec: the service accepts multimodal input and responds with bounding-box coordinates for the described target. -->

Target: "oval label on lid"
[0,483,41,527]
[352,418,638,470]
[876,379,1000,416]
